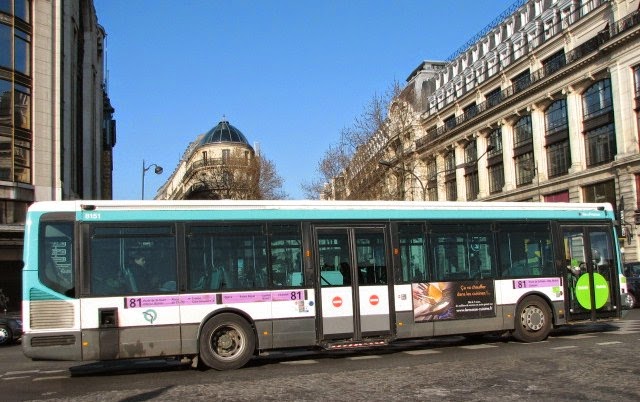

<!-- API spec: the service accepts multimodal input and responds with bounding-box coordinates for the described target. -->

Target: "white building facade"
[330,0,640,262]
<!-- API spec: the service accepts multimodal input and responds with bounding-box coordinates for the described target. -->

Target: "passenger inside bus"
[123,251,159,293]
[340,262,351,285]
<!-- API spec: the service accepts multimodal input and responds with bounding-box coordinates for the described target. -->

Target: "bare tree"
[255,155,287,200]
[304,81,405,200]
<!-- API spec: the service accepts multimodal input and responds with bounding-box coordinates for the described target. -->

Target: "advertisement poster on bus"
[412,280,495,322]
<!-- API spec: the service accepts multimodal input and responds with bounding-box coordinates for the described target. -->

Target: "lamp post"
[379,160,427,201]
[141,159,163,200]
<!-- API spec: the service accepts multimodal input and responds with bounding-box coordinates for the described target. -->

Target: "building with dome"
[155,119,258,200]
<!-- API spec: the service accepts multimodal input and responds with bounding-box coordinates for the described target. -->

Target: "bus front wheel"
[513,296,552,342]
[199,313,255,370]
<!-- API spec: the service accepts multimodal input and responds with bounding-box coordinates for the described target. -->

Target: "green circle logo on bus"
[575,273,609,309]
[143,309,158,324]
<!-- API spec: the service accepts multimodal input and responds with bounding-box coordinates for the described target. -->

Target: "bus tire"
[198,313,255,370]
[513,295,552,343]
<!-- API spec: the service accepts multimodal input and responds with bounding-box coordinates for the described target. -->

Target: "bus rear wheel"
[199,313,255,370]
[513,296,552,342]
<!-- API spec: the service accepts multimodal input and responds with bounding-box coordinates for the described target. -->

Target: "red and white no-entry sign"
[332,296,343,307]
[369,295,379,305]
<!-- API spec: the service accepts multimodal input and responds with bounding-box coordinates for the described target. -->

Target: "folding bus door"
[560,224,620,322]
[315,226,392,343]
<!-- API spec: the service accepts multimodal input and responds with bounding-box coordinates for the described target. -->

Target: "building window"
[463,103,478,120]
[512,69,531,93]
[426,159,438,201]
[583,180,616,208]
[546,141,571,177]
[0,3,32,185]
[486,87,502,108]
[513,115,533,147]
[582,79,613,120]
[427,186,438,201]
[488,164,504,194]
[0,23,11,70]
[445,180,457,201]
[464,140,477,164]
[487,127,504,194]
[545,99,570,177]
[515,152,535,186]
[488,127,503,156]
[542,50,566,78]
[444,151,456,173]
[584,123,616,166]
[464,141,479,201]
[545,99,568,133]
[444,114,456,131]
[465,171,479,201]
[444,151,456,201]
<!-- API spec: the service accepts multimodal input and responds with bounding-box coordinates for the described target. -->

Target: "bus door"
[560,224,619,321]
[314,226,392,343]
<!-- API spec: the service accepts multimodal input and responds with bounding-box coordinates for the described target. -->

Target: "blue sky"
[94,0,515,200]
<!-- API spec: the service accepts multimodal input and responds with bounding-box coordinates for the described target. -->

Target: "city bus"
[22,200,625,370]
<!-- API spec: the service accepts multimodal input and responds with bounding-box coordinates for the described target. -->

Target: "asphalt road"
[2,309,640,401]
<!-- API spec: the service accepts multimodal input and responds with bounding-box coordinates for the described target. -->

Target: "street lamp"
[141,159,163,200]
[378,160,427,201]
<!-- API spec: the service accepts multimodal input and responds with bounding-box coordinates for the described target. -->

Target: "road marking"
[596,341,622,345]
[3,370,38,376]
[404,349,442,355]
[459,344,498,350]
[550,345,577,350]
[280,360,318,365]
[612,331,640,335]
[2,376,31,381]
[33,376,68,382]
[39,370,67,374]
[347,355,382,360]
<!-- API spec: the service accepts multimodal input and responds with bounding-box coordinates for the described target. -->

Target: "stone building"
[156,119,257,200]
[0,0,115,310]
[328,0,640,262]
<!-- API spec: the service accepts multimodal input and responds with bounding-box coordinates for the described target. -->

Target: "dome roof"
[198,119,252,148]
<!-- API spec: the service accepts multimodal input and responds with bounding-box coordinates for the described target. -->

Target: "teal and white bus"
[22,200,626,370]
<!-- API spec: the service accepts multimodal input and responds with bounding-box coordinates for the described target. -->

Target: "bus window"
[355,231,387,285]
[317,231,350,286]
[398,224,427,283]
[498,224,554,278]
[89,226,177,296]
[270,224,303,287]
[40,222,74,296]
[430,224,494,281]
[188,225,267,291]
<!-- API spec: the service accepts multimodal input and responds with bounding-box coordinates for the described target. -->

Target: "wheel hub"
[523,306,544,331]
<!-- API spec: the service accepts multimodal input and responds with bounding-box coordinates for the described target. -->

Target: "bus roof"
[26,199,613,212]
[25,200,615,223]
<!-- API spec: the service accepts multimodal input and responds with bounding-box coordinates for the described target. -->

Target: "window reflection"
[0,23,11,69]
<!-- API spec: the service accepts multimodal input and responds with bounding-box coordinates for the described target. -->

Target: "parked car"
[624,261,640,309]
[0,314,22,346]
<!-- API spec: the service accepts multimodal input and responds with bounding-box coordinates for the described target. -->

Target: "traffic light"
[634,209,640,225]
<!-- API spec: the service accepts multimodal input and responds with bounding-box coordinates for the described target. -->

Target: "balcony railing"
[415,6,639,151]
